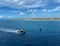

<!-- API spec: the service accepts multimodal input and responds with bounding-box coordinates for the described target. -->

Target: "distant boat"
[17,29,25,35]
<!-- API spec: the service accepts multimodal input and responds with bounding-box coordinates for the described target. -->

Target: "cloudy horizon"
[0,0,60,19]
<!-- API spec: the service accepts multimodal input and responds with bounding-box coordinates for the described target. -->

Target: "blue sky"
[0,0,60,18]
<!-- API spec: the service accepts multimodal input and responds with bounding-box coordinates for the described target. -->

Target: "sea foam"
[0,28,18,33]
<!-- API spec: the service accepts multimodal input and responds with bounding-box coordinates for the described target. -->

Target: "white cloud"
[18,2,24,5]
[27,9,37,12]
[0,0,47,9]
[29,9,33,12]
[0,0,60,10]
[19,12,25,15]
[42,9,47,12]
[0,16,3,18]
[31,13,36,18]
[23,1,47,8]
[41,7,60,12]
[12,0,19,2]
[48,7,60,12]
[0,1,18,9]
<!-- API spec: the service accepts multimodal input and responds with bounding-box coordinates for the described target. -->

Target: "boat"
[17,29,25,35]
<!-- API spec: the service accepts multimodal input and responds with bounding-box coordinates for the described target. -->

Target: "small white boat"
[17,29,25,35]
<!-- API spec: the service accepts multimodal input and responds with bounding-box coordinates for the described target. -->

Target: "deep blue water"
[0,20,60,46]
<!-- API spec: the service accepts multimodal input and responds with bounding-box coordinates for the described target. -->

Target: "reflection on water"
[0,20,60,46]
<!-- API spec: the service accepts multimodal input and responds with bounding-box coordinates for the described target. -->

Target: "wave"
[0,28,19,33]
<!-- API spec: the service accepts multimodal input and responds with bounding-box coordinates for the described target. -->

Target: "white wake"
[0,28,19,33]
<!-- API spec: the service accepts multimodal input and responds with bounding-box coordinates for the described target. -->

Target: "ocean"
[0,20,60,46]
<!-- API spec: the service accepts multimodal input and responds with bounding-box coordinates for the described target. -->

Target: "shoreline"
[11,18,60,20]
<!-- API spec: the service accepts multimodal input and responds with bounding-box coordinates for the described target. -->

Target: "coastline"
[10,18,60,20]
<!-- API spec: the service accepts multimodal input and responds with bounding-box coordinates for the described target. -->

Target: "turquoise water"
[0,20,60,46]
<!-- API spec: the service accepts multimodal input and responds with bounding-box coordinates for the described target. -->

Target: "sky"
[0,0,60,19]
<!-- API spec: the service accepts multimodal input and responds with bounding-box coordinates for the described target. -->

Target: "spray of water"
[0,28,19,33]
